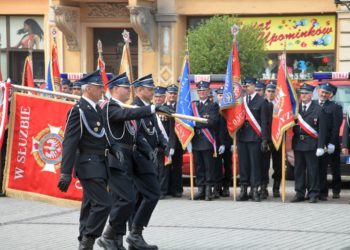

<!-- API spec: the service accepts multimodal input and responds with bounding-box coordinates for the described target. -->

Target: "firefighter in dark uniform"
[237,78,269,202]
[327,85,343,199]
[153,86,169,199]
[290,83,327,203]
[341,107,350,203]
[215,87,233,197]
[161,84,184,198]
[97,73,172,250]
[264,83,282,197]
[192,81,220,201]
[317,82,341,200]
[255,81,266,97]
[260,82,273,199]
[57,70,124,250]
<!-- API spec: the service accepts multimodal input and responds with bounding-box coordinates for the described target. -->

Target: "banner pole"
[189,152,194,200]
[233,133,237,201]
[281,133,286,202]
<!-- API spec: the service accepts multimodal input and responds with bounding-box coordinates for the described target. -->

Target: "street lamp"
[335,0,350,10]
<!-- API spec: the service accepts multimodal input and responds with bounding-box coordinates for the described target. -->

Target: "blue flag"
[220,50,235,109]
[46,62,54,91]
[175,57,194,149]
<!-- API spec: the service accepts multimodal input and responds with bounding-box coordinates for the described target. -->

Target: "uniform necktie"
[302,105,307,114]
[320,101,324,107]
[248,95,251,104]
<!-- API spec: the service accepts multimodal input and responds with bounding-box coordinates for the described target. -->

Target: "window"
[93,28,138,80]
[0,16,44,85]
[264,52,335,80]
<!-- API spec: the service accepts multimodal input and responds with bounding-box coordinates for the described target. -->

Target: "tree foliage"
[187,15,266,78]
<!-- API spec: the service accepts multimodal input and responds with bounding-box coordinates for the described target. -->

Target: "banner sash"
[243,96,262,137]
[297,114,318,139]
[191,102,217,157]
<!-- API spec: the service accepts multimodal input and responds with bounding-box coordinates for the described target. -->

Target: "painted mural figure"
[15,18,43,49]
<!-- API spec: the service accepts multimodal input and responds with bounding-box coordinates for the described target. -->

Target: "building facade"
[0,0,349,86]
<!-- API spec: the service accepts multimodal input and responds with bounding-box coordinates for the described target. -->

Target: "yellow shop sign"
[240,15,336,51]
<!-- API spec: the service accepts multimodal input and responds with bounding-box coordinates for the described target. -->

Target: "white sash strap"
[243,96,262,137]
[297,114,318,139]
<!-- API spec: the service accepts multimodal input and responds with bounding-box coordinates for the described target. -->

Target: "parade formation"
[1,4,350,250]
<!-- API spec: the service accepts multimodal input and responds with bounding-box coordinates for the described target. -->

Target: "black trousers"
[213,153,223,184]
[319,153,329,197]
[328,148,342,195]
[168,148,184,195]
[261,151,271,185]
[237,141,262,187]
[294,150,320,198]
[193,149,216,186]
[221,147,233,187]
[271,147,282,182]
[108,149,160,235]
[78,178,111,239]
[157,149,168,195]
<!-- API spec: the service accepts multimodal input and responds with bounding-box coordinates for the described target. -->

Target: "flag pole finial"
[97,40,103,54]
[231,24,239,37]
[122,29,131,44]
[51,27,57,44]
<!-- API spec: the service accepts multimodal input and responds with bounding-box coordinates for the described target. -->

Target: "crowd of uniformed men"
[55,69,350,250]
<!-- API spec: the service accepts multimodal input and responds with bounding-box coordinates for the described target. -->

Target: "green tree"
[187,15,266,78]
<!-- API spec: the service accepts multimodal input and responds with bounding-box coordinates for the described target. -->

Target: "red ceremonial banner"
[3,93,82,204]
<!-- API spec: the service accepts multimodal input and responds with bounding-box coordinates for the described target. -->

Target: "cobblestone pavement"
[1,182,350,250]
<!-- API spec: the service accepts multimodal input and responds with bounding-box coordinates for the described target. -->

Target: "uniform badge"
[96,121,101,126]
[87,105,91,110]
[94,127,99,132]
[314,118,318,125]
[149,121,152,126]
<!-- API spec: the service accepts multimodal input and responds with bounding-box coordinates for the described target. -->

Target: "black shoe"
[126,226,158,250]
[213,185,220,199]
[332,193,340,199]
[221,187,230,197]
[252,187,261,202]
[290,196,305,203]
[97,236,119,250]
[237,185,249,201]
[172,192,182,198]
[260,184,268,200]
[309,197,318,203]
[319,196,328,201]
[205,185,212,201]
[79,236,95,250]
[159,194,166,200]
[193,187,205,200]
[273,190,280,198]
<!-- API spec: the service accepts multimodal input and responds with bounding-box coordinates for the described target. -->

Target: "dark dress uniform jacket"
[104,98,154,169]
[342,112,350,149]
[191,99,220,151]
[292,101,327,151]
[61,98,110,179]
[219,115,232,148]
[237,94,269,142]
[164,102,183,153]
[132,96,167,150]
[322,100,342,147]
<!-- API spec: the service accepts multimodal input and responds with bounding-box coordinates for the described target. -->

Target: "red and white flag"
[271,54,295,150]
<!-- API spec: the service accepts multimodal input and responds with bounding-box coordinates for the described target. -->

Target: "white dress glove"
[187,142,192,153]
[327,144,335,154]
[218,145,225,155]
[169,148,175,156]
[316,148,325,157]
